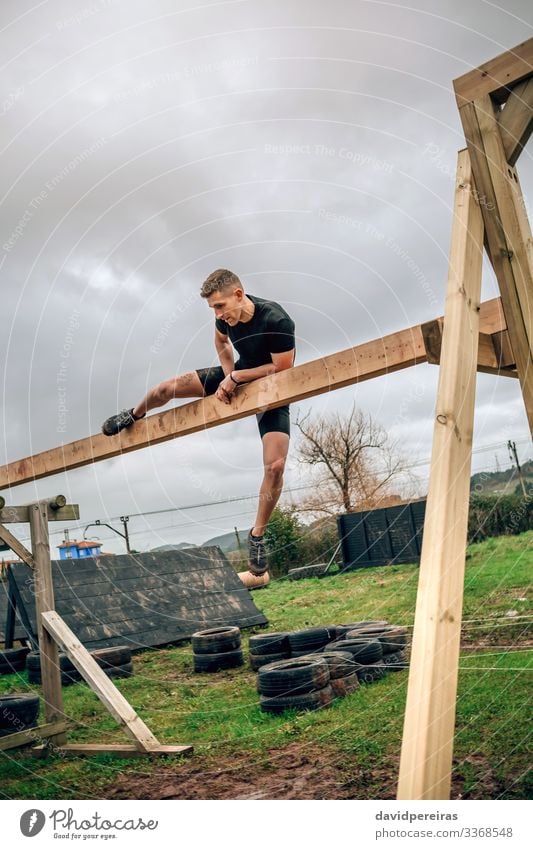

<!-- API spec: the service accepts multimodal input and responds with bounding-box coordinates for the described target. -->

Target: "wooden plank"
[458,95,533,432]
[453,39,533,106]
[0,327,428,490]
[0,301,512,491]
[498,77,533,165]
[0,721,71,752]
[32,742,192,758]
[421,320,516,377]
[397,149,484,800]
[0,524,35,568]
[28,503,67,746]
[0,504,79,523]
[41,610,163,752]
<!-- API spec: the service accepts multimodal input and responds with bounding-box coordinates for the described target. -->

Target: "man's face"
[207,287,244,325]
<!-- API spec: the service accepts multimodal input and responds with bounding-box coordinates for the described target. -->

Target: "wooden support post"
[456,95,533,432]
[42,611,163,752]
[0,524,35,568]
[397,149,484,800]
[498,77,533,165]
[28,502,67,747]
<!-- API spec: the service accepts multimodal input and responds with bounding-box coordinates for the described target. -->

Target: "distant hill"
[201,528,249,554]
[470,460,533,495]
[151,542,196,552]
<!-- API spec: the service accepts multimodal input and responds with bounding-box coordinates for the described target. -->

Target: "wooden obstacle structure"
[0,40,531,791]
[0,495,192,758]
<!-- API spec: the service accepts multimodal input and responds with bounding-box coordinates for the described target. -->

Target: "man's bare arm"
[215,327,235,376]
[232,349,295,383]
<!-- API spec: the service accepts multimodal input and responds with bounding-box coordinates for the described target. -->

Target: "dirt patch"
[104,745,524,801]
[106,742,368,800]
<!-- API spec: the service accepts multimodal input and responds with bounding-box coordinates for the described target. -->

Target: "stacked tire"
[0,694,39,737]
[345,624,410,672]
[287,626,334,657]
[326,637,386,684]
[306,650,360,698]
[192,626,244,672]
[26,646,133,686]
[248,632,291,671]
[257,657,333,714]
[0,647,30,676]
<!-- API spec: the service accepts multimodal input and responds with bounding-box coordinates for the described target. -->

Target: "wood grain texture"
[398,149,484,800]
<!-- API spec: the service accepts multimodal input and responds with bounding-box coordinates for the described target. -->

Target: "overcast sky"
[1,0,532,554]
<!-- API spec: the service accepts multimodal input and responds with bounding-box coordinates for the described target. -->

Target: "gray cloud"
[1,0,531,552]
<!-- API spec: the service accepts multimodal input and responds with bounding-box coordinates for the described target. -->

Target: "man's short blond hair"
[200,269,242,298]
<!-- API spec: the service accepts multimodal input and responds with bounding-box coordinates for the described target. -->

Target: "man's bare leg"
[132,371,206,417]
[252,431,290,536]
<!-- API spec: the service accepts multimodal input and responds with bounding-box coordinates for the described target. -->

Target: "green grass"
[0,531,531,799]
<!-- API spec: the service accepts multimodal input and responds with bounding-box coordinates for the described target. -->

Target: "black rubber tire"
[192,627,241,655]
[193,648,244,673]
[382,650,409,670]
[287,627,331,654]
[0,694,40,736]
[259,684,333,714]
[28,666,82,686]
[91,647,132,668]
[323,625,338,642]
[287,565,327,581]
[0,647,30,675]
[303,651,356,680]
[335,621,388,640]
[326,639,383,664]
[257,657,330,697]
[26,652,82,686]
[250,651,290,672]
[378,627,409,654]
[249,632,290,655]
[356,660,387,684]
[106,662,134,679]
[330,672,361,698]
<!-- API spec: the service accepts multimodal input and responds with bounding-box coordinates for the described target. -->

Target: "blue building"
[57,540,103,559]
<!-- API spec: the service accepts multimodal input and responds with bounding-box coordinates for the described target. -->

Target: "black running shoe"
[101,408,142,436]
[248,529,268,576]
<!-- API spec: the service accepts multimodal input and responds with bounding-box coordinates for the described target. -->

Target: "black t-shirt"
[215,294,295,370]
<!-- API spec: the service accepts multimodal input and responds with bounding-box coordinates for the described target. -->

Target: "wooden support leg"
[397,149,484,800]
[42,611,162,753]
[28,502,67,747]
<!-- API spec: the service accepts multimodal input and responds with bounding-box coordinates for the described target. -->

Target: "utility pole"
[120,516,131,554]
[507,440,527,497]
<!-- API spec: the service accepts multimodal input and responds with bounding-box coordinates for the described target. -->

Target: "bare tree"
[292,403,412,517]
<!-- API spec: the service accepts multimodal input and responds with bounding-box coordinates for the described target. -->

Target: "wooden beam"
[398,149,484,800]
[32,742,193,758]
[421,317,516,377]
[0,301,512,491]
[458,95,533,432]
[41,610,165,753]
[0,504,79,523]
[498,77,533,165]
[0,721,71,752]
[0,326,429,490]
[453,38,533,107]
[0,524,35,568]
[28,503,67,748]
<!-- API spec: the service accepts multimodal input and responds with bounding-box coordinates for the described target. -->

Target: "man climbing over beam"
[101,269,296,577]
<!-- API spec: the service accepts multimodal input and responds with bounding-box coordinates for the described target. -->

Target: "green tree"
[264,507,302,577]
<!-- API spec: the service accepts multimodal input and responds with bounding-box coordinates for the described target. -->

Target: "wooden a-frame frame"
[0,39,531,792]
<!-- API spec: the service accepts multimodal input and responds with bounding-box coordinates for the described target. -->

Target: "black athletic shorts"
[196,365,290,439]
